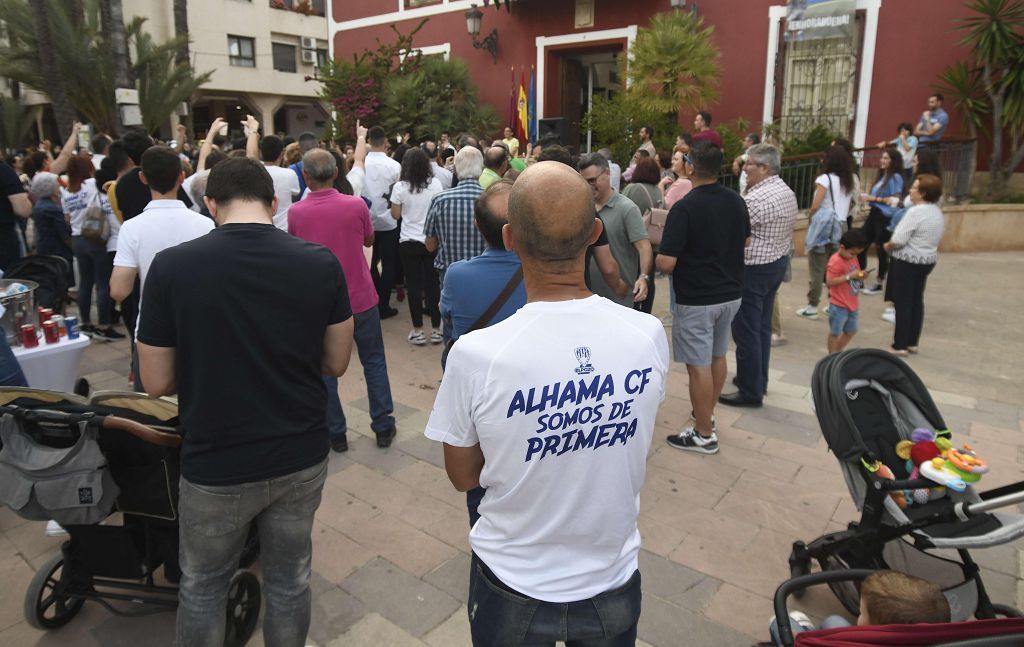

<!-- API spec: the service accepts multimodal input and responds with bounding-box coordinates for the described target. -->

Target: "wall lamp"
[465,4,499,64]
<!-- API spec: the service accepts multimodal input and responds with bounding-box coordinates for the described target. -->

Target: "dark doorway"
[554,46,622,154]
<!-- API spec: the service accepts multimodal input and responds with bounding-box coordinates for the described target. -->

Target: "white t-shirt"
[362,152,401,232]
[391,178,443,243]
[425,295,669,602]
[181,173,201,212]
[61,178,117,240]
[264,164,301,231]
[113,199,214,331]
[815,173,852,221]
[431,162,453,190]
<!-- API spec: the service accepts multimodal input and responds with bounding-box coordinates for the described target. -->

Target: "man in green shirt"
[578,153,652,308]
[480,146,509,189]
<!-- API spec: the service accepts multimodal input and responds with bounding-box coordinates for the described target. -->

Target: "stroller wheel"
[224,570,261,647]
[817,554,863,616]
[991,603,1023,618]
[24,553,85,629]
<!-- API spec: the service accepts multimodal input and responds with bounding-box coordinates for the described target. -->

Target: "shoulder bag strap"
[641,184,661,209]
[827,175,837,210]
[465,266,524,335]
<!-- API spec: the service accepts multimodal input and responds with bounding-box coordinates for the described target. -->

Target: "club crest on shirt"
[574,347,594,375]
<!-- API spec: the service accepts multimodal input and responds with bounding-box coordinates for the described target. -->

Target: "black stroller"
[5,255,72,313]
[788,349,1024,622]
[0,388,261,646]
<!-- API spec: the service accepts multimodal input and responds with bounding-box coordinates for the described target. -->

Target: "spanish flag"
[517,72,529,143]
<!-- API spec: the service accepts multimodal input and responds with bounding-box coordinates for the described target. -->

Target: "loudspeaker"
[538,118,566,145]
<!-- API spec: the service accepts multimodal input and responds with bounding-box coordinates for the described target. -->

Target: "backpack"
[79,190,110,244]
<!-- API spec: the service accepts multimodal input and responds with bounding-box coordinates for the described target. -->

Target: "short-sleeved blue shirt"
[440,248,526,341]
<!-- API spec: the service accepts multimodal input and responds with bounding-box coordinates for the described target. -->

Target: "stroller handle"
[102,415,181,448]
[0,405,181,448]
[773,569,875,647]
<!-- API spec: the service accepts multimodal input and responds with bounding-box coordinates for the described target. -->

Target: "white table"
[12,334,91,392]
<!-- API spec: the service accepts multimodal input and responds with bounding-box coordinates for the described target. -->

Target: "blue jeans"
[324,307,395,440]
[732,256,788,401]
[468,554,641,647]
[72,236,112,326]
[769,613,851,645]
[828,305,859,336]
[0,334,27,386]
[177,459,328,647]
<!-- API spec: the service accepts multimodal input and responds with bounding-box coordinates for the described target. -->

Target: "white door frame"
[762,0,882,147]
[535,26,638,135]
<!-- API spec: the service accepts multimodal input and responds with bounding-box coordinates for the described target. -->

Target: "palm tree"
[30,0,78,139]
[172,0,195,138]
[127,17,211,135]
[939,0,1024,201]
[626,10,721,119]
[101,0,133,92]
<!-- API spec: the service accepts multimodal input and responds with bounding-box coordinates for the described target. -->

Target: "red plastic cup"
[42,320,59,344]
[20,324,38,348]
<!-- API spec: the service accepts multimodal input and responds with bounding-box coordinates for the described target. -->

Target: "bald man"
[425,162,669,646]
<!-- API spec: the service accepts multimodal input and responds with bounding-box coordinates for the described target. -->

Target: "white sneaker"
[407,329,427,346]
[862,283,884,295]
[881,308,896,324]
[430,328,443,345]
[45,520,67,537]
[795,305,819,320]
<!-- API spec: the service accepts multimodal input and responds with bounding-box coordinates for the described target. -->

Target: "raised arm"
[49,121,82,176]
[244,115,260,160]
[198,118,226,171]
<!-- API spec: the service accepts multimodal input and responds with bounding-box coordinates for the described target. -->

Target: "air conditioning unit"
[300,36,317,50]
[300,49,317,64]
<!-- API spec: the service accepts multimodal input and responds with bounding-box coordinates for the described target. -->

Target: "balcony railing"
[269,0,325,17]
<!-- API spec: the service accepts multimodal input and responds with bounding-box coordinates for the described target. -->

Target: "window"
[316,48,329,68]
[778,15,862,141]
[228,35,255,68]
[272,43,297,73]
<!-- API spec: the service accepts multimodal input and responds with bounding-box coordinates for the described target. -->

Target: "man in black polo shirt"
[656,141,750,455]
[137,158,354,646]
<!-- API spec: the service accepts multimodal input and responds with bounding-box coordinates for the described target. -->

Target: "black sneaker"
[666,427,719,455]
[79,323,97,334]
[330,436,349,453]
[376,427,396,448]
[861,283,884,295]
[93,327,126,341]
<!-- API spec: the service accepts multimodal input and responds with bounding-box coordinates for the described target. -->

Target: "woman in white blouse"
[883,174,945,356]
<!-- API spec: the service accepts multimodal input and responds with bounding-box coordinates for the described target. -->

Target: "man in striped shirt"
[424,146,487,287]
[721,144,797,408]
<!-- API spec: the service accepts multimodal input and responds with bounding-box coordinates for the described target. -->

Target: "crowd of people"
[0,92,954,646]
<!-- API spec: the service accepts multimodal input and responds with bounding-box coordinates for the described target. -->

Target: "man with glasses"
[720,144,797,409]
[578,153,651,308]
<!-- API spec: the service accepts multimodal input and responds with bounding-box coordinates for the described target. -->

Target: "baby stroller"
[771,569,1024,646]
[788,349,1024,622]
[5,255,72,313]
[0,388,261,647]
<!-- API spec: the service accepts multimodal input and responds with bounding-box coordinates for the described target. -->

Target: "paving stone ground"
[1,251,1022,646]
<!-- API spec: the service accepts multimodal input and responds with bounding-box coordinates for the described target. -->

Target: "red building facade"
[330,0,973,151]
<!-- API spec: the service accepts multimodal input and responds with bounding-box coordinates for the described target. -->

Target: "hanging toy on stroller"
[787,349,1024,623]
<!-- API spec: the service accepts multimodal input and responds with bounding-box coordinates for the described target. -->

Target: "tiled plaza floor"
[1,251,1022,646]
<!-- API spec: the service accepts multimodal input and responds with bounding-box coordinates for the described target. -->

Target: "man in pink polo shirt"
[289,149,396,452]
